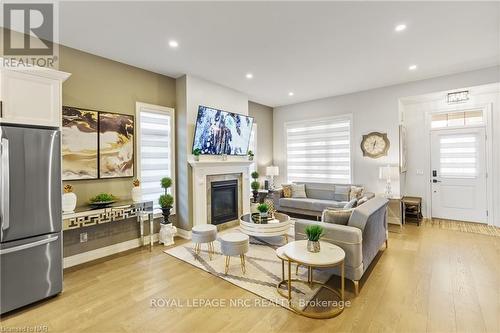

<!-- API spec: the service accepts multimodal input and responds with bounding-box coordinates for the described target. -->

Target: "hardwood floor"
[1,224,498,333]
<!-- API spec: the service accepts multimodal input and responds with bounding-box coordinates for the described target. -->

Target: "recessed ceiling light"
[288,92,294,96]
[168,40,179,48]
[408,64,417,71]
[395,24,407,32]
[245,73,253,79]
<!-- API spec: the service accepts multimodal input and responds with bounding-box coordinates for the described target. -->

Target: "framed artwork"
[399,124,408,173]
[62,106,98,180]
[99,112,134,178]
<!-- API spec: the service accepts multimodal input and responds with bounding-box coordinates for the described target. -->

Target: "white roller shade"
[139,110,173,209]
[439,134,478,178]
[286,117,351,184]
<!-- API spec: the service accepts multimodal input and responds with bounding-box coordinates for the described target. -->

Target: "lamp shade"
[379,165,399,180]
[266,166,279,177]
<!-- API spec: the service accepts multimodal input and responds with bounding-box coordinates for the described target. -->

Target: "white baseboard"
[176,228,192,239]
[63,234,159,268]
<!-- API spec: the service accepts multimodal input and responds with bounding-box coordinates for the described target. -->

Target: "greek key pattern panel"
[63,207,142,230]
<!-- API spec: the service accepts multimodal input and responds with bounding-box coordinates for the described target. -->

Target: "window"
[136,103,175,212]
[431,110,484,128]
[248,123,257,191]
[439,134,478,178]
[285,116,351,184]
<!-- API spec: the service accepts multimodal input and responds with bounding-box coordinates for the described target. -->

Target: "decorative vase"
[248,155,253,161]
[307,240,321,253]
[159,223,177,246]
[131,186,142,202]
[194,155,200,161]
[161,207,171,224]
[62,192,77,213]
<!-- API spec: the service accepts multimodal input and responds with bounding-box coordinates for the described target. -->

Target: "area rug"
[164,227,334,311]
[423,218,500,237]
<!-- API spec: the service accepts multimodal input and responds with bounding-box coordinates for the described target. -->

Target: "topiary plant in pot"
[159,177,174,224]
[305,224,324,253]
[250,171,260,203]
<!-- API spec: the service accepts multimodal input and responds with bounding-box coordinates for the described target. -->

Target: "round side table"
[280,240,346,319]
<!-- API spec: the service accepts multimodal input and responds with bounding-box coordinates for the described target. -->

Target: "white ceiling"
[59,1,500,107]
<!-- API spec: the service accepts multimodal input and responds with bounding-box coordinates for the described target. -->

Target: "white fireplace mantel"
[189,157,252,227]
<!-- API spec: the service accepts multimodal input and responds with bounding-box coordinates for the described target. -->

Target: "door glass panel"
[439,134,477,178]
[431,110,484,128]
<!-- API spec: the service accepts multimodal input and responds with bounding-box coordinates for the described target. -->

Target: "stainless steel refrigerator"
[0,124,62,314]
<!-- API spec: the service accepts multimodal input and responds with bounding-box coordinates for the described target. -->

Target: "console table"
[62,200,156,251]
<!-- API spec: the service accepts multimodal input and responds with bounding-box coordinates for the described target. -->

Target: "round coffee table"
[279,240,346,319]
[239,212,291,243]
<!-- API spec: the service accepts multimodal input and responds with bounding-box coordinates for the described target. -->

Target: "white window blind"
[286,117,351,184]
[248,124,257,191]
[439,134,478,178]
[139,109,174,210]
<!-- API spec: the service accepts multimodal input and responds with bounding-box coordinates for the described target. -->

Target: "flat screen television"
[192,105,254,155]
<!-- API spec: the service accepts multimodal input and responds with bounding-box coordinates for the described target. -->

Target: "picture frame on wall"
[399,124,408,173]
[99,112,135,179]
[61,106,135,180]
[62,106,99,180]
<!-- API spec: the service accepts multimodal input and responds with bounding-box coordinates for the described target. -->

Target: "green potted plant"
[305,224,324,253]
[247,150,254,161]
[257,203,269,219]
[251,171,260,203]
[193,148,201,161]
[89,193,117,208]
[159,177,174,224]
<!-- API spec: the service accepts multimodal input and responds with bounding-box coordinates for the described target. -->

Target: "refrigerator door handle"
[1,138,9,230]
[0,234,59,255]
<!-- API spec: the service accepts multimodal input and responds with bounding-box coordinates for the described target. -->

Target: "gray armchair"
[294,196,389,295]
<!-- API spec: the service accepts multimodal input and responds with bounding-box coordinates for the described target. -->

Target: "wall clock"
[361,132,390,158]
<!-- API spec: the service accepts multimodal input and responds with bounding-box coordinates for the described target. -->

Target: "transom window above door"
[431,109,484,128]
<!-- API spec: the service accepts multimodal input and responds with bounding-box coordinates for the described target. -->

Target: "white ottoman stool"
[219,233,250,274]
[191,224,217,260]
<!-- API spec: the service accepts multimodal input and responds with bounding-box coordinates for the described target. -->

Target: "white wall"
[401,84,499,226]
[273,66,500,198]
[175,75,249,230]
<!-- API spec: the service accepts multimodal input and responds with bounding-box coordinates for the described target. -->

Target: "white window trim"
[136,102,176,217]
[284,113,353,184]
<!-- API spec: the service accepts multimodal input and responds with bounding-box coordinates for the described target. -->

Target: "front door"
[430,127,487,223]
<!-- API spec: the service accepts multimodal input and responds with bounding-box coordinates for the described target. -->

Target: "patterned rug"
[423,218,500,237]
[164,227,334,311]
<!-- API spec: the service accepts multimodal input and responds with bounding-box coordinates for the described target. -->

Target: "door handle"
[1,138,9,231]
[432,179,441,183]
[0,235,59,255]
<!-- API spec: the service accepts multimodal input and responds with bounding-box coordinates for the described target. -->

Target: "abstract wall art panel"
[99,112,134,178]
[62,106,98,180]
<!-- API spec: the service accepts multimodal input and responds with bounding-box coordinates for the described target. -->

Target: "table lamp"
[266,166,279,190]
[379,165,399,198]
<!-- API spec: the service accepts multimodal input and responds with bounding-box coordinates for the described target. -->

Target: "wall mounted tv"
[192,105,254,156]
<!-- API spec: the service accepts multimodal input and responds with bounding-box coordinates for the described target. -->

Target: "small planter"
[161,207,172,224]
[62,192,77,213]
[194,155,200,162]
[252,190,259,203]
[131,187,142,202]
[248,155,254,161]
[259,211,268,219]
[307,240,321,253]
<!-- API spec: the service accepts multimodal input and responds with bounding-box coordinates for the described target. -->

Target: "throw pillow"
[344,198,358,209]
[282,185,292,198]
[322,208,353,225]
[333,185,351,202]
[291,183,307,198]
[350,186,364,201]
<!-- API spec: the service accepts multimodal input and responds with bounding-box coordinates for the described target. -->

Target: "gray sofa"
[294,196,389,295]
[273,182,375,219]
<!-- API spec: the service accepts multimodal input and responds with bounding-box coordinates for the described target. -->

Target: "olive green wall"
[248,101,274,175]
[59,46,176,206]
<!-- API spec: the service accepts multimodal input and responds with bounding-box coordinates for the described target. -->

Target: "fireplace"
[210,179,238,225]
